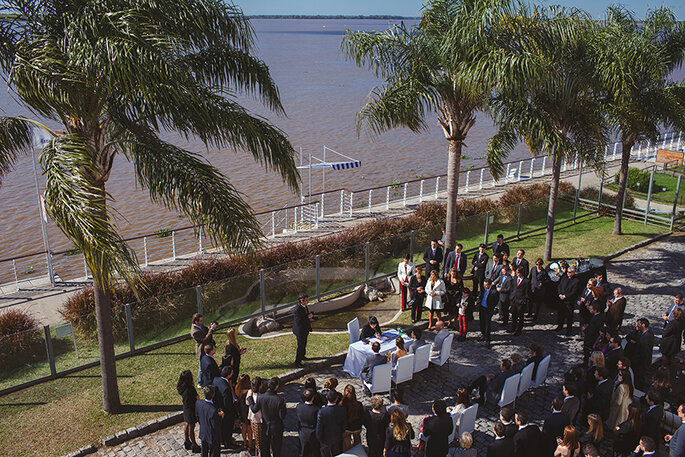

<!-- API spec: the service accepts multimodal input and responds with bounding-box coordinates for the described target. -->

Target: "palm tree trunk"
[613,141,633,235]
[93,279,121,413]
[444,139,462,251]
[544,152,563,261]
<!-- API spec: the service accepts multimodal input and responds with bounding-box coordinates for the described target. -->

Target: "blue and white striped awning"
[297,160,361,170]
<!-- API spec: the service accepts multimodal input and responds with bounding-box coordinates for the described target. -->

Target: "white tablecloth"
[342,330,414,377]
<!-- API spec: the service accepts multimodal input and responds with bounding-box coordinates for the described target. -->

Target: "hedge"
[0,309,44,370]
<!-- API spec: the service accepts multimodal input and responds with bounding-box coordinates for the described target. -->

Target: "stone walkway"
[95,233,685,457]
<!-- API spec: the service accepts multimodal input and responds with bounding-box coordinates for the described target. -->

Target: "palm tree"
[591,6,685,235]
[341,0,525,252]
[486,7,607,261]
[0,0,298,413]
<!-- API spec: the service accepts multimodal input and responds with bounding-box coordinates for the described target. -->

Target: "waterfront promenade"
[0,156,666,325]
[90,232,685,457]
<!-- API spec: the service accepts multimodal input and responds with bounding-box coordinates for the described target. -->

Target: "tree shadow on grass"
[119,404,180,414]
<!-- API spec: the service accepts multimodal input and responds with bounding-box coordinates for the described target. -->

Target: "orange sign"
[656,149,683,166]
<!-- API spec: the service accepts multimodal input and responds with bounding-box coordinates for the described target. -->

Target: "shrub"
[579,186,635,210]
[499,182,575,208]
[614,167,661,193]
[0,309,44,370]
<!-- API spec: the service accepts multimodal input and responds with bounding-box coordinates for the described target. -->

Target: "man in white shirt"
[397,254,415,311]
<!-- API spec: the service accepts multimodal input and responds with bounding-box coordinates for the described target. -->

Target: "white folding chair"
[517,363,534,397]
[339,443,368,457]
[347,317,360,345]
[498,373,520,407]
[392,354,414,385]
[363,362,392,394]
[532,354,551,388]
[430,333,454,367]
[458,403,478,435]
[413,344,431,373]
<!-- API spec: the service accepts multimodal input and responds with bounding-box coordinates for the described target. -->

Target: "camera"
[211,321,218,327]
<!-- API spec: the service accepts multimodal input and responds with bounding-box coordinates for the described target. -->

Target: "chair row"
[363,333,455,395]
[496,354,552,407]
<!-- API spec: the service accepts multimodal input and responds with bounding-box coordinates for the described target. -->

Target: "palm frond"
[0,116,33,183]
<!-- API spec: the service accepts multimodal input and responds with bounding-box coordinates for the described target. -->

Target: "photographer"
[191,313,217,387]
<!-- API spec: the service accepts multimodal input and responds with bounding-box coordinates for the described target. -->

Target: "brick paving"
[96,234,685,457]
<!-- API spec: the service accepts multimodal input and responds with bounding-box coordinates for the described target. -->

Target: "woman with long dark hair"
[176,370,200,452]
[580,413,604,449]
[342,384,364,451]
[384,409,414,457]
[235,374,252,454]
[448,388,472,430]
[613,403,642,457]
[661,307,685,366]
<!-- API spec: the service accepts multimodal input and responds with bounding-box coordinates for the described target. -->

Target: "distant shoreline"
[247,15,419,20]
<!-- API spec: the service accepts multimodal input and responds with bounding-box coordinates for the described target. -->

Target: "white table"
[342,330,414,377]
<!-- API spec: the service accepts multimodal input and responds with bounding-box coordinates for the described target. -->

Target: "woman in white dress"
[424,270,446,329]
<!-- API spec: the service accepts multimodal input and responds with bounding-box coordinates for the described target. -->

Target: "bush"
[579,186,635,210]
[614,168,661,193]
[0,309,44,370]
[499,181,575,208]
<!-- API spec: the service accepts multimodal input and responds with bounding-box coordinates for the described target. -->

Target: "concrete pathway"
[93,233,685,457]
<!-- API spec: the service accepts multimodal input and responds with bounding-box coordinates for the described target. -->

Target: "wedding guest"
[342,385,363,451]
[360,316,383,340]
[235,374,252,454]
[408,327,426,355]
[390,337,409,372]
[316,390,347,456]
[448,388,472,430]
[608,368,634,430]
[444,268,464,328]
[492,234,510,257]
[408,266,427,323]
[247,377,265,457]
[387,387,409,418]
[471,243,489,298]
[223,328,247,384]
[177,370,201,453]
[664,404,685,457]
[456,288,471,340]
[303,377,325,407]
[479,279,499,349]
[364,396,389,457]
[443,243,467,278]
[423,239,443,278]
[425,270,446,329]
[543,396,570,456]
[384,409,414,457]
[557,266,581,335]
[661,293,685,327]
[554,426,580,457]
[429,320,450,360]
[513,411,543,457]
[613,403,642,457]
[296,388,321,457]
[526,343,545,380]
[660,307,685,366]
[422,399,453,457]
[579,414,604,450]
[606,288,627,331]
[454,432,477,457]
[487,421,514,457]
[529,258,549,321]
[397,254,414,311]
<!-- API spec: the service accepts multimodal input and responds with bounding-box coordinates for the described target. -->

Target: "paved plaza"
[96,234,685,457]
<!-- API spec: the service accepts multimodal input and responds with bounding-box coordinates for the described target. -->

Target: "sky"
[241,0,683,19]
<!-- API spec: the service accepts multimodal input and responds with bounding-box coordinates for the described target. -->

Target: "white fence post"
[612,143,617,160]
[677,132,682,150]
[294,207,298,233]
[562,159,567,172]
[340,190,344,214]
[479,168,484,190]
[271,211,276,238]
[464,170,471,193]
[12,259,18,291]
[320,193,325,218]
[403,183,407,207]
[349,192,354,215]
[171,231,176,260]
[435,177,440,199]
[143,236,149,266]
[529,159,534,179]
[368,189,372,213]
[670,133,675,149]
[198,230,203,254]
[505,163,511,183]
[517,161,522,181]
[541,156,547,176]
[385,186,390,210]
[83,255,88,280]
[315,203,320,229]
[419,179,424,202]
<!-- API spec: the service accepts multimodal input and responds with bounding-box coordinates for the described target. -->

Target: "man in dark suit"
[607,288,627,331]
[200,344,220,388]
[316,390,347,456]
[561,383,581,426]
[605,333,624,379]
[423,239,443,278]
[629,436,657,457]
[499,407,518,439]
[468,358,513,405]
[496,266,513,326]
[212,366,237,449]
[642,390,664,445]
[509,267,530,335]
[191,313,217,387]
[626,318,655,390]
[360,315,382,340]
[528,258,549,321]
[513,411,543,457]
[586,367,611,421]
[360,341,386,392]
[485,253,504,285]
[491,234,510,257]
[511,249,529,279]
[542,397,570,456]
[195,385,222,457]
[472,243,489,298]
[422,399,453,457]
[443,243,467,278]
[292,293,314,368]
[296,388,321,457]
[556,266,581,335]
[583,302,606,365]
[479,279,499,348]
[487,421,514,457]
[248,377,287,457]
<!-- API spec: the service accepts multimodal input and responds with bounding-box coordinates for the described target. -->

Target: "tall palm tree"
[341,0,527,252]
[591,6,685,235]
[486,7,608,261]
[0,0,298,413]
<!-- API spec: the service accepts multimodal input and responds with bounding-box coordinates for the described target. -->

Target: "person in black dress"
[234,374,252,453]
[303,377,326,407]
[292,293,314,368]
[613,403,641,457]
[223,328,247,385]
[528,258,548,321]
[364,395,389,457]
[177,370,201,452]
[444,268,463,329]
[342,384,364,451]
[385,409,414,457]
[408,266,427,323]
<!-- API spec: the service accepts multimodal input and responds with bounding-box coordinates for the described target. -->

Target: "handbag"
[407,298,416,309]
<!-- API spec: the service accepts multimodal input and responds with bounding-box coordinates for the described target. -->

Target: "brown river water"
[0,18,562,264]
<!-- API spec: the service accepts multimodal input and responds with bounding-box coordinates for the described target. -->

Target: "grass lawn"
[606,172,685,206]
[0,214,668,457]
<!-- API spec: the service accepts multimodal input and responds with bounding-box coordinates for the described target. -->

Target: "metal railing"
[0,130,680,292]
